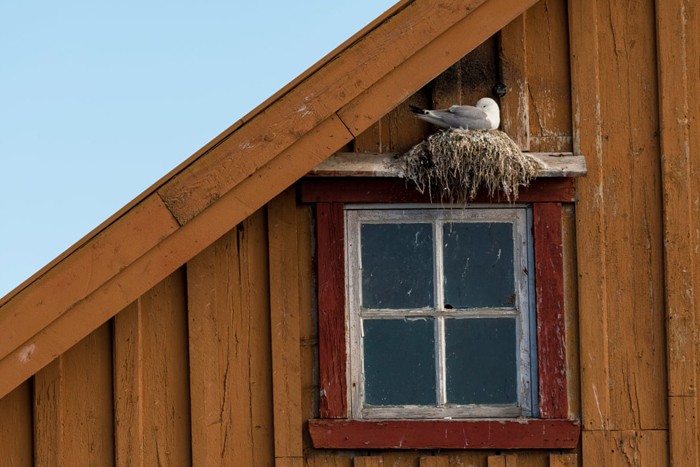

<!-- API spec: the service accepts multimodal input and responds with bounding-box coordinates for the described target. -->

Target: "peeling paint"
[18,343,36,363]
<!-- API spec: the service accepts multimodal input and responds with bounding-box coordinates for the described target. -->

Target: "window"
[303,177,580,450]
[346,206,534,419]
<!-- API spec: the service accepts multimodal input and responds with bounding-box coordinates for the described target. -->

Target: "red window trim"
[302,177,579,450]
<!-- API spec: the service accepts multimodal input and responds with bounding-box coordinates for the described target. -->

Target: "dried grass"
[393,129,541,203]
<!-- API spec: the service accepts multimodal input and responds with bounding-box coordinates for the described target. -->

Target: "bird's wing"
[447,105,489,119]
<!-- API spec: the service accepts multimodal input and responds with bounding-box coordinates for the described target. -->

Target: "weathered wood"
[487,455,517,467]
[113,270,191,466]
[0,116,352,401]
[309,152,586,178]
[353,457,383,467]
[534,203,568,418]
[187,228,257,466]
[524,0,572,152]
[656,0,698,464]
[316,203,347,418]
[159,0,489,225]
[301,177,577,204]
[582,430,668,466]
[113,301,145,466]
[499,13,530,150]
[308,419,580,449]
[34,323,114,466]
[0,381,33,465]
[419,456,449,467]
[296,204,317,429]
[598,0,666,432]
[568,0,610,433]
[548,453,577,467]
[268,189,304,461]
[338,0,539,137]
[562,205,581,417]
[0,194,178,365]
[186,211,274,466]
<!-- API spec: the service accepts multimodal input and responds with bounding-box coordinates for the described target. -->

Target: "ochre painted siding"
[2,0,699,465]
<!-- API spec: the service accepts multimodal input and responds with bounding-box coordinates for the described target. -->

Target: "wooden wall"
[0,0,697,465]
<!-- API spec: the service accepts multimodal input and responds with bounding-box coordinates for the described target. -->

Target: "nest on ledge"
[392,129,542,203]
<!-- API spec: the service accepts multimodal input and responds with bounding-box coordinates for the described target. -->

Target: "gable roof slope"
[0,0,537,398]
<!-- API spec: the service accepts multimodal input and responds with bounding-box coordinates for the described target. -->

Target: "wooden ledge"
[308,418,581,450]
[309,152,587,178]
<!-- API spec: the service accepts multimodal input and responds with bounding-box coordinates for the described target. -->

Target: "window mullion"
[434,220,447,407]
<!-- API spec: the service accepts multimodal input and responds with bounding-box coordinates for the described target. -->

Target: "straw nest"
[392,129,541,203]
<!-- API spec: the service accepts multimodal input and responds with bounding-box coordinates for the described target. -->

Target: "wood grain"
[159,0,489,225]
[582,430,668,466]
[309,419,580,450]
[0,194,178,364]
[534,203,568,418]
[524,0,572,152]
[339,0,538,137]
[316,203,347,418]
[268,189,304,460]
[499,12,530,150]
[0,381,33,466]
[309,152,587,178]
[113,270,191,466]
[656,0,698,463]
[548,453,577,467]
[487,455,517,467]
[34,323,114,466]
[568,0,611,432]
[0,116,351,401]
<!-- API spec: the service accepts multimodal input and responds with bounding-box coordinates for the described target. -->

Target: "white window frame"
[345,204,535,419]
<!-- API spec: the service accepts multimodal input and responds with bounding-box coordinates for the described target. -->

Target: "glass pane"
[361,223,434,309]
[363,318,436,406]
[443,222,515,308]
[445,318,517,404]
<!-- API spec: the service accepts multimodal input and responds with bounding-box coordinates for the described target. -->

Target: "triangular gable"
[0,0,538,398]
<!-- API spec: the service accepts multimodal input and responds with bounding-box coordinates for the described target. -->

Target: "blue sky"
[0,1,396,297]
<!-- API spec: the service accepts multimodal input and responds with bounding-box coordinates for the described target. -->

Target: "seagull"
[410,97,500,130]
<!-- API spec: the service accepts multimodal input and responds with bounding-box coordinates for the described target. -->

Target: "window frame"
[346,205,534,419]
[302,177,580,450]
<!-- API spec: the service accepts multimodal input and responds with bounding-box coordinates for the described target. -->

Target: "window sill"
[308,418,580,450]
[308,151,587,178]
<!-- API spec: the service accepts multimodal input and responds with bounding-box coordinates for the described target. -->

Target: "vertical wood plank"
[317,202,347,418]
[114,269,191,466]
[354,457,383,467]
[0,381,34,466]
[596,0,666,432]
[187,230,253,466]
[562,205,581,417]
[524,0,572,152]
[243,211,276,464]
[114,301,144,466]
[419,456,449,467]
[34,323,114,466]
[306,454,354,467]
[656,0,698,465]
[487,454,517,467]
[297,204,318,431]
[534,203,568,418]
[268,188,304,463]
[568,0,611,432]
[548,453,577,467]
[499,12,530,150]
[186,210,274,466]
[582,430,668,466]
